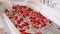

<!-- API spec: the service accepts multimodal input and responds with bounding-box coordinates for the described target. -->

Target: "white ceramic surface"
[8,2,60,34]
[0,1,60,34]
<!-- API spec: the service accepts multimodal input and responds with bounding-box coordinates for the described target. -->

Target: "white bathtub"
[0,1,60,34]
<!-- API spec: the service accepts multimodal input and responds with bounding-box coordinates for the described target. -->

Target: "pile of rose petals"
[4,5,53,34]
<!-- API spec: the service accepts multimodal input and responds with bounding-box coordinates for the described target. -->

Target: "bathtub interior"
[4,2,60,34]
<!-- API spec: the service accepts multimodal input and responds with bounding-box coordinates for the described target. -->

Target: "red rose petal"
[58,28,60,30]
[22,31,31,34]
[35,32,42,34]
